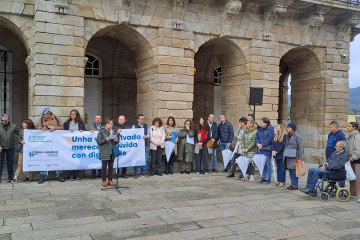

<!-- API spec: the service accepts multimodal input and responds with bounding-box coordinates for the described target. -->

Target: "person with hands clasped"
[149,118,166,176]
[177,119,195,174]
[240,120,257,181]
[194,117,211,175]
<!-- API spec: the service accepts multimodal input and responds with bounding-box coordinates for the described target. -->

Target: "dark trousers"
[101,156,114,182]
[91,169,101,176]
[0,148,15,178]
[70,170,79,178]
[151,146,163,174]
[246,163,255,175]
[165,152,175,174]
[196,146,209,173]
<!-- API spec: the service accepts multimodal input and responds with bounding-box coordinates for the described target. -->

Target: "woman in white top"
[150,118,166,176]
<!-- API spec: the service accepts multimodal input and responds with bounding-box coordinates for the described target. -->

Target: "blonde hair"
[274,123,286,142]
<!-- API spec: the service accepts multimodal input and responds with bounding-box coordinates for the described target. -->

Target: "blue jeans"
[40,170,63,178]
[275,158,286,183]
[220,142,231,170]
[0,148,15,178]
[306,168,328,190]
[134,146,148,175]
[289,169,298,187]
[212,148,217,169]
[262,155,272,181]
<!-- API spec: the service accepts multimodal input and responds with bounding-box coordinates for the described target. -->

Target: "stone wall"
[0,0,359,162]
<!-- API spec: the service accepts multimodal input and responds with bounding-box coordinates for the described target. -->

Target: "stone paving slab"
[1,165,360,239]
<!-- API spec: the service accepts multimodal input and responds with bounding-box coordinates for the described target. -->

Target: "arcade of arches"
[1,0,359,162]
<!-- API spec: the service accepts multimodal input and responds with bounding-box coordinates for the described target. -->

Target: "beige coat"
[37,113,64,130]
[164,125,179,155]
[346,130,360,161]
[149,126,166,150]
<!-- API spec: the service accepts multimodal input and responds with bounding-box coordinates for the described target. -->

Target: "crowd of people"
[0,108,359,203]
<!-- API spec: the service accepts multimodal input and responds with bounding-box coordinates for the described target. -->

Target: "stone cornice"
[336,13,360,48]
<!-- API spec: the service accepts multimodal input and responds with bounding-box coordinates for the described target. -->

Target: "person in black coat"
[113,115,131,178]
[63,109,86,180]
[194,117,211,174]
[300,141,349,195]
[207,114,218,172]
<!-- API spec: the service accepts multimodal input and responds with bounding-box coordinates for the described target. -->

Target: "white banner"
[23,129,145,171]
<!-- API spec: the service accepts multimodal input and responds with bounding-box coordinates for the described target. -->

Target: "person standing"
[149,118,166,176]
[164,116,178,174]
[132,114,150,179]
[63,109,86,181]
[218,114,234,172]
[8,119,34,183]
[272,123,287,187]
[284,122,303,190]
[88,114,103,179]
[227,117,247,178]
[177,119,195,174]
[113,114,131,178]
[240,120,257,181]
[345,122,360,203]
[37,107,65,184]
[0,114,20,182]
[97,118,118,187]
[256,117,274,184]
[207,114,218,173]
[194,117,211,175]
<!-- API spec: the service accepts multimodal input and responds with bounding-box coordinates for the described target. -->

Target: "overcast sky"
[350,35,360,88]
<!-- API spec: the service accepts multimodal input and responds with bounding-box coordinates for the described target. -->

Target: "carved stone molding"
[262,0,293,41]
[171,0,190,30]
[115,0,134,24]
[336,13,360,48]
[54,0,69,14]
[351,26,360,42]
[222,0,242,25]
[299,6,328,46]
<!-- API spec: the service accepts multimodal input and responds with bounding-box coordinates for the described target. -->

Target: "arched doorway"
[84,25,153,125]
[193,38,249,125]
[0,23,28,125]
[279,47,325,162]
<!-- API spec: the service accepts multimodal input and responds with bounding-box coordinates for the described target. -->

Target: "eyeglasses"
[184,123,190,125]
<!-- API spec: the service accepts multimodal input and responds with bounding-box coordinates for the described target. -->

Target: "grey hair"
[329,121,339,128]
[1,114,9,119]
[337,140,347,149]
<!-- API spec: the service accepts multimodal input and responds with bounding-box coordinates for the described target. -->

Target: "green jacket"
[97,127,114,161]
[88,123,103,132]
[0,122,20,149]
[241,127,257,161]
[177,128,195,163]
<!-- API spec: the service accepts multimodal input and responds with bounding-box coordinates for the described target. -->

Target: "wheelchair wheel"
[324,183,338,197]
[320,192,329,201]
[336,188,350,202]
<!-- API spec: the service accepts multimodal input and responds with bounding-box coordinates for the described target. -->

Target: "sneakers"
[102,181,107,187]
[259,178,266,183]
[69,176,75,181]
[7,179,15,184]
[196,172,200,175]
[108,181,115,186]
[186,172,190,174]
[204,172,209,175]
[266,179,271,184]
[141,174,149,177]
[38,174,46,184]
[24,177,30,182]
[249,175,254,182]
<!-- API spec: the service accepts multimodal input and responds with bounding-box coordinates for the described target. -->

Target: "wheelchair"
[312,169,351,202]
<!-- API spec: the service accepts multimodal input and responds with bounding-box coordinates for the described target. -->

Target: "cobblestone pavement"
[1,163,360,240]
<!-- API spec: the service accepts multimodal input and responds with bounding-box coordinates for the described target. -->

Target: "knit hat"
[41,107,51,115]
[287,122,297,132]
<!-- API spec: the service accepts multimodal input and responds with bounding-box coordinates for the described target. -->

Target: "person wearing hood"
[255,117,274,184]
[346,122,360,203]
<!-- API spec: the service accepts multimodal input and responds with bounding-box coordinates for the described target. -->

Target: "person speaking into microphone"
[97,118,118,187]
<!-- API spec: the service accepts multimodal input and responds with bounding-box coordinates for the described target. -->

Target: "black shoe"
[181,171,185,174]
[24,177,30,182]
[57,174,65,182]
[7,179,14,183]
[300,188,314,194]
[149,173,154,176]
[259,178,266,183]
[75,176,81,180]
[38,174,45,184]
[69,176,75,181]
[186,172,190,174]
[158,173,163,176]
[222,169,228,172]
[120,174,128,179]
[227,173,235,178]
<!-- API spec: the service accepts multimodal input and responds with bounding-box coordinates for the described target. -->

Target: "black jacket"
[208,121,218,148]
[63,121,86,131]
[324,150,348,171]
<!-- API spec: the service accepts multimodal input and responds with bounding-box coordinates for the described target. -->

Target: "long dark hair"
[66,109,84,124]
[197,117,208,133]
[166,116,176,127]
[23,119,36,129]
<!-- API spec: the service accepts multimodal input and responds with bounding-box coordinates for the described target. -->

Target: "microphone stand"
[101,130,129,194]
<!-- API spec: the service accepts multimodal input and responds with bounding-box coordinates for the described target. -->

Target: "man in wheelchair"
[300,141,348,196]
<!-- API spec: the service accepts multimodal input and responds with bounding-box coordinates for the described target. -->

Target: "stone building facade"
[0,0,360,162]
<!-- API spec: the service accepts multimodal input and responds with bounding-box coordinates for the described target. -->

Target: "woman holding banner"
[97,118,118,187]
[149,118,166,176]
[9,119,36,183]
[63,109,86,181]
[177,119,195,174]
[164,116,178,174]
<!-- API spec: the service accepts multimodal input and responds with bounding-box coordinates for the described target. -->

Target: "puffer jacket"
[255,124,274,156]
[241,127,257,161]
[0,122,20,149]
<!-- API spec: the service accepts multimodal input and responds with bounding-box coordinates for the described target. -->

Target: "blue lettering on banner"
[119,134,141,141]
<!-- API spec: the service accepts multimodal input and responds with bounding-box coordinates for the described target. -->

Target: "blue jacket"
[208,121,218,148]
[326,130,346,159]
[255,125,274,156]
[218,121,234,144]
[272,134,287,160]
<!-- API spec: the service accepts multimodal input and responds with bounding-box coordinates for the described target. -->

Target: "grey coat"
[283,132,303,170]
[18,129,24,153]
[97,127,115,161]
[177,129,195,163]
[0,122,20,149]
[346,130,360,161]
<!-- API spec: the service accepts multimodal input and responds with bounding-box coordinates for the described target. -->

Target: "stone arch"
[0,17,29,124]
[279,46,326,162]
[84,24,156,124]
[193,37,250,125]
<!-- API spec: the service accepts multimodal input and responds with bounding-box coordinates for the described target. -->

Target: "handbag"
[294,159,307,177]
[207,138,215,148]
[284,148,297,158]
